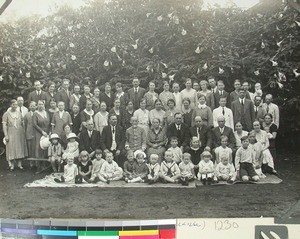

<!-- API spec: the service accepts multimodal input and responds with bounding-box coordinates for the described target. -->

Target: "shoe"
[9,166,14,171]
[93,177,100,183]
[207,178,212,185]
[227,179,234,184]
[54,178,62,183]
[148,179,154,185]
[202,179,207,185]
[272,170,279,176]
[106,179,110,184]
[125,178,129,183]
[60,176,65,182]
[213,178,219,184]
[18,166,24,170]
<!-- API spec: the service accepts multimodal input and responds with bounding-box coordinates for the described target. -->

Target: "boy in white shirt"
[167,137,182,164]
[198,151,214,185]
[215,155,236,183]
[179,153,195,186]
[99,152,123,184]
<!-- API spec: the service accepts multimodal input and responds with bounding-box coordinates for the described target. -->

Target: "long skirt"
[6,126,28,161]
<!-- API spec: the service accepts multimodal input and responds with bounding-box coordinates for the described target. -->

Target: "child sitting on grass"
[89,149,105,183]
[54,158,78,183]
[146,154,160,184]
[123,150,137,181]
[125,150,148,183]
[48,134,63,173]
[99,152,123,184]
[198,151,214,185]
[160,150,181,183]
[179,153,195,186]
[215,154,236,184]
[235,136,259,182]
[75,150,93,184]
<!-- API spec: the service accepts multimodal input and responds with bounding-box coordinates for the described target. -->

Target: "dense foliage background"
[0,0,299,149]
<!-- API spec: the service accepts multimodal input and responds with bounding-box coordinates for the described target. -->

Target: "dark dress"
[122,110,134,130]
[182,109,194,128]
[185,147,202,175]
[100,93,114,112]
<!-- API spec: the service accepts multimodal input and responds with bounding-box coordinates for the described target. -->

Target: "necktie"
[220,127,224,134]
[19,106,22,115]
[266,104,269,113]
[134,88,138,108]
[241,99,244,106]
[54,145,56,152]
[222,107,225,115]
[255,107,258,118]
[198,127,201,140]
[220,91,223,96]
[212,89,214,93]
[89,130,92,138]
[112,127,115,134]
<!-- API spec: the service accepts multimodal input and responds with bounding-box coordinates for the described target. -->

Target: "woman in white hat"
[2,99,28,171]
[62,132,79,163]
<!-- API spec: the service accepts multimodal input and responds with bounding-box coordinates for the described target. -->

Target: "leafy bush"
[0,0,299,140]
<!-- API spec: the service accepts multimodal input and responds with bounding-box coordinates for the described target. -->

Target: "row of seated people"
[53,132,271,186]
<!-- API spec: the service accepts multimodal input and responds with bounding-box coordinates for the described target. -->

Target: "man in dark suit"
[253,95,267,124]
[167,112,190,151]
[79,120,101,158]
[231,89,255,132]
[213,80,230,109]
[56,79,71,111]
[100,114,125,166]
[28,80,47,105]
[211,116,236,150]
[189,116,212,152]
[127,78,146,110]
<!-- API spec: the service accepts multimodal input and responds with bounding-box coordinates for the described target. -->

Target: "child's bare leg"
[111,174,123,181]
[128,177,143,183]
[242,175,249,181]
[49,158,57,172]
[162,175,175,183]
[98,174,108,183]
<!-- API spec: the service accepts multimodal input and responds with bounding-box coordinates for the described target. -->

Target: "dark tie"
[241,100,244,113]
[255,107,258,118]
[134,89,138,108]
[220,91,223,96]
[19,106,22,115]
[89,130,92,138]
[112,127,115,134]
[266,105,269,113]
[212,89,214,93]
[222,107,225,115]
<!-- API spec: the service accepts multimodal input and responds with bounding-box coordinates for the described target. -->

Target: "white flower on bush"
[149,47,154,53]
[185,6,190,10]
[67,26,73,31]
[71,55,76,60]
[54,45,58,50]
[88,19,93,23]
[181,29,187,36]
[219,67,224,74]
[270,59,278,66]
[47,62,51,68]
[254,70,260,75]
[278,71,286,82]
[111,46,117,52]
[20,69,23,74]
[0,75,3,81]
[161,62,168,68]
[157,16,163,21]
[77,24,81,29]
[169,74,175,82]
[277,82,283,88]
[293,69,300,78]
[162,72,167,78]
[104,60,110,67]
[276,25,280,31]
[132,44,137,49]
[173,16,179,24]
[295,21,300,27]
[261,41,265,49]
[26,72,31,78]
[195,46,200,54]
[276,40,283,47]
[146,13,151,18]
[203,62,208,70]
[62,64,67,69]
[122,60,126,66]
[69,43,75,48]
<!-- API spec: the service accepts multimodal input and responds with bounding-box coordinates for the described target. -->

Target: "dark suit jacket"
[254,105,267,123]
[166,123,190,148]
[213,90,230,109]
[99,93,115,112]
[28,91,47,104]
[79,130,101,153]
[127,87,146,110]
[100,125,125,151]
[189,125,212,149]
[231,99,255,131]
[56,89,71,111]
[211,126,236,149]
[71,112,81,135]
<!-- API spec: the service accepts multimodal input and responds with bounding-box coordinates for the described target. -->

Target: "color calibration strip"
[0,219,176,239]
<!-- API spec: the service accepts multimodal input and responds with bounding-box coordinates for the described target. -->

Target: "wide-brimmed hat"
[40,136,51,150]
[134,149,146,159]
[49,133,60,140]
[67,133,78,140]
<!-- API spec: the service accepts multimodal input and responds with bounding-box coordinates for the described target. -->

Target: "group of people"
[2,76,280,185]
